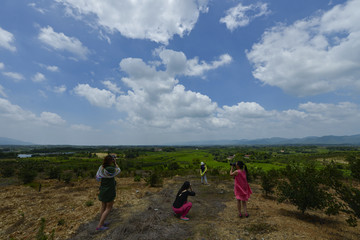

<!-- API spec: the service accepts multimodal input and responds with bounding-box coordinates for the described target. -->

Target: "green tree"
[277,161,337,214]
[346,155,360,181]
[260,169,279,196]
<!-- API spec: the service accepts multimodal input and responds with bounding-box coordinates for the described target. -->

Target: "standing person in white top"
[200,162,208,184]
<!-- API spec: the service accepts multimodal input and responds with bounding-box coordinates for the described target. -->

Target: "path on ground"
[69,175,235,240]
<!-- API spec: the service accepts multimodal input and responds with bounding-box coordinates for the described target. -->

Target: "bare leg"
[97,201,114,228]
[242,201,248,215]
[237,199,242,215]
[100,202,106,218]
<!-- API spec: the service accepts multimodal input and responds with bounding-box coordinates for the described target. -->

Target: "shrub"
[48,166,61,179]
[18,168,37,184]
[1,164,15,178]
[134,175,141,182]
[346,156,360,181]
[260,169,279,196]
[277,161,338,214]
[168,162,180,170]
[62,171,73,184]
[145,171,163,187]
[85,200,94,207]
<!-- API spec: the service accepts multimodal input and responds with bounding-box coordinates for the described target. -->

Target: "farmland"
[1,145,360,239]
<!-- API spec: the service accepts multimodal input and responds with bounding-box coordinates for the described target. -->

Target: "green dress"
[98,165,116,202]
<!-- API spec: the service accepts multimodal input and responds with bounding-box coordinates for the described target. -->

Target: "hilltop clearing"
[1,176,359,240]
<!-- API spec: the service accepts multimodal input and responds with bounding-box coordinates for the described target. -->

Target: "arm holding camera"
[229,163,238,176]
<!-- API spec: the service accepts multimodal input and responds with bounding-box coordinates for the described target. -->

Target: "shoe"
[180,216,189,221]
[239,213,242,218]
[96,226,109,231]
[245,213,249,218]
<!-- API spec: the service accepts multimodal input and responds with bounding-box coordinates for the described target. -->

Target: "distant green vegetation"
[1,144,359,226]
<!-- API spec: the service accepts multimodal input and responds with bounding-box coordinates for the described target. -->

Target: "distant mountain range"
[179,134,360,146]
[2,134,360,146]
[0,137,33,145]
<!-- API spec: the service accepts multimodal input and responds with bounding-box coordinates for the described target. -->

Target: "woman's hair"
[177,181,191,197]
[103,155,114,167]
[237,161,249,177]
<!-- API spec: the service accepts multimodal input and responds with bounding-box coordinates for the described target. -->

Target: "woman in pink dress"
[230,161,252,218]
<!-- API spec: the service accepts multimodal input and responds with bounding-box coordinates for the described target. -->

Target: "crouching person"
[172,181,195,221]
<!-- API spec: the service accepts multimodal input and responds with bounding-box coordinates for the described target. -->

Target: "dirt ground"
[1,175,359,240]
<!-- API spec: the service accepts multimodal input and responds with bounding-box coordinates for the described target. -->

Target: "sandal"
[245,213,249,218]
[180,216,189,221]
[239,213,242,218]
[96,226,109,231]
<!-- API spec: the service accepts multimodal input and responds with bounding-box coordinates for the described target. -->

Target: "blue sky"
[1,0,359,145]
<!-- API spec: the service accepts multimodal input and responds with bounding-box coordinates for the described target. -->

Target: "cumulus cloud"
[220,2,270,31]
[0,97,67,126]
[102,80,123,94]
[53,85,66,94]
[0,27,16,51]
[158,49,232,76]
[46,65,59,72]
[56,0,209,44]
[32,72,46,82]
[246,0,360,97]
[40,112,66,125]
[2,72,25,82]
[0,98,37,121]
[38,26,90,60]
[73,83,116,108]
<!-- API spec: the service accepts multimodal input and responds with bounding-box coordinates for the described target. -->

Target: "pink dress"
[234,169,252,201]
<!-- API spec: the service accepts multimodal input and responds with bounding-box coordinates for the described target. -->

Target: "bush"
[134,175,141,182]
[346,156,360,181]
[48,166,61,179]
[167,162,180,170]
[277,161,338,214]
[260,169,279,196]
[145,171,163,187]
[85,200,94,207]
[18,168,37,184]
[0,164,15,178]
[62,171,73,184]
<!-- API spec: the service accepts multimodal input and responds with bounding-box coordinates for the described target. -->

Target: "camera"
[229,162,236,166]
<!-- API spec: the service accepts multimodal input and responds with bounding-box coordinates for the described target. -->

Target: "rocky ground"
[1,175,359,240]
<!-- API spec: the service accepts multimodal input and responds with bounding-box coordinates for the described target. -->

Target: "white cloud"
[74,83,116,108]
[0,85,7,98]
[2,71,25,82]
[158,49,232,76]
[0,62,4,69]
[28,2,46,14]
[0,27,16,52]
[0,97,67,126]
[102,80,123,94]
[32,72,46,82]
[53,85,66,94]
[246,0,360,97]
[220,2,270,31]
[38,26,90,60]
[40,112,66,125]
[56,0,209,44]
[0,98,37,121]
[46,65,59,72]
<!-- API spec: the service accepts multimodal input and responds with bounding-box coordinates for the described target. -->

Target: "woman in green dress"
[95,154,121,230]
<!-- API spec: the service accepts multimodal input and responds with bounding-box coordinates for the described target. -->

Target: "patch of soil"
[1,175,360,240]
